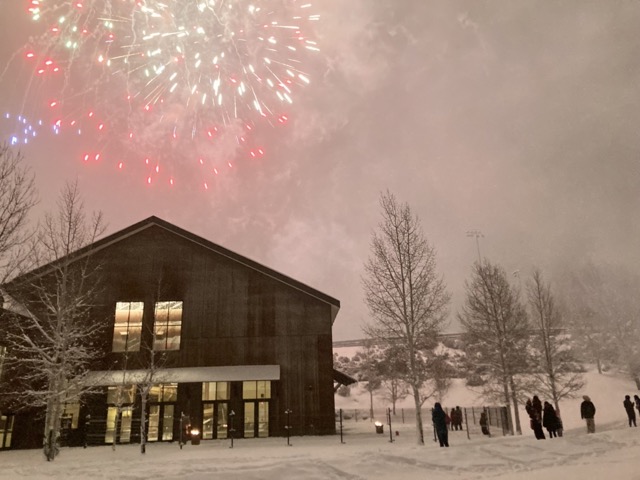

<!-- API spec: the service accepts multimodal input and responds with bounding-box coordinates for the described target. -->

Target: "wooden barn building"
[0,216,349,449]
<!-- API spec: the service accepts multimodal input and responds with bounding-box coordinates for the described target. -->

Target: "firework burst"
[14,0,320,187]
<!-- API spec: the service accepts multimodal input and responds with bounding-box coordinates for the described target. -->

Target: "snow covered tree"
[0,181,106,460]
[560,265,616,374]
[137,282,173,454]
[362,191,450,445]
[458,260,530,435]
[561,264,640,387]
[376,344,409,415]
[526,269,584,417]
[0,144,37,282]
[354,343,383,420]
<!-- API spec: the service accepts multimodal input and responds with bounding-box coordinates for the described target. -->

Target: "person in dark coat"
[525,398,534,418]
[635,395,640,417]
[526,398,546,440]
[580,395,596,433]
[432,403,450,447]
[454,406,463,431]
[532,396,543,419]
[623,395,637,427]
[479,411,490,436]
[542,401,560,438]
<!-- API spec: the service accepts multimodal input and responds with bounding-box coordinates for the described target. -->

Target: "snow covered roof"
[84,365,281,386]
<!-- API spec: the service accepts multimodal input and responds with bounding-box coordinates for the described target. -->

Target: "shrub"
[466,374,485,387]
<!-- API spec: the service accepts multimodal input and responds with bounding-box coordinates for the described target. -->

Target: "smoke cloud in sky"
[1,1,639,340]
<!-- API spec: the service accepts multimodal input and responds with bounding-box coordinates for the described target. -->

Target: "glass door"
[203,402,229,439]
[0,414,13,449]
[148,404,174,442]
[243,401,269,438]
[105,406,133,444]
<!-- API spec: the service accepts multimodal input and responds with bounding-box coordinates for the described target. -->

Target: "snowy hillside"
[334,345,637,432]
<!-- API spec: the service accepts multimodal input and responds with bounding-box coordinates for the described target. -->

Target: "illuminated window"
[105,406,133,444]
[202,382,231,440]
[149,383,178,403]
[105,385,136,444]
[243,381,271,438]
[153,301,182,351]
[202,382,230,401]
[107,385,137,405]
[243,381,271,400]
[0,414,14,449]
[112,302,143,352]
[62,403,80,429]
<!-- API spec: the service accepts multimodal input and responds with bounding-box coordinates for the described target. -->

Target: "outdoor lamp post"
[228,410,236,449]
[284,409,293,446]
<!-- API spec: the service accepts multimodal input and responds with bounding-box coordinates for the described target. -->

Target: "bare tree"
[137,284,172,454]
[362,191,450,445]
[1,181,106,460]
[527,269,584,417]
[458,260,530,435]
[0,144,37,282]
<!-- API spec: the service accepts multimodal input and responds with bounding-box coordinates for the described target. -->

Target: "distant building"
[0,216,349,449]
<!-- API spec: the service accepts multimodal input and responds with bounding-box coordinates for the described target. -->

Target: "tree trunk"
[140,395,147,454]
[43,379,62,461]
[411,385,424,445]
[369,390,375,420]
[112,408,119,452]
[508,375,522,435]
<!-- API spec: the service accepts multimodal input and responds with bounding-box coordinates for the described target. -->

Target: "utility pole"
[466,230,484,263]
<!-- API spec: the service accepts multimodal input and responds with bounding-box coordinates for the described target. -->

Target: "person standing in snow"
[580,395,596,434]
[542,401,560,438]
[526,398,546,440]
[623,395,637,427]
[454,406,463,431]
[479,411,490,436]
[432,403,450,447]
[532,396,543,420]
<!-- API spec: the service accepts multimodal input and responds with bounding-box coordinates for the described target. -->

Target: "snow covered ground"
[1,367,639,479]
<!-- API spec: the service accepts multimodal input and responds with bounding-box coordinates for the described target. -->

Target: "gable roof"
[4,216,340,323]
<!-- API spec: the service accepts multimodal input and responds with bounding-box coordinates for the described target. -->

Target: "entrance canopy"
[84,365,280,386]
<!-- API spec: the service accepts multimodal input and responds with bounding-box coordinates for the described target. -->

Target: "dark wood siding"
[1,220,338,448]
[91,225,336,437]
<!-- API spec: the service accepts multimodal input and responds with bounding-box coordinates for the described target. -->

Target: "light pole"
[466,230,484,263]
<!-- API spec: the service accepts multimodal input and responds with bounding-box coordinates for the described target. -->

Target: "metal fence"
[336,405,513,439]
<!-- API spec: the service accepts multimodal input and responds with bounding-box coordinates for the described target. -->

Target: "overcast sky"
[1,1,639,340]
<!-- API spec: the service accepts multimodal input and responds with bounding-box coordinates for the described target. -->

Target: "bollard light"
[190,428,201,446]
[374,421,384,434]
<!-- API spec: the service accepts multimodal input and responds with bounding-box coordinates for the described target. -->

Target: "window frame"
[112,301,144,353]
[153,301,183,351]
